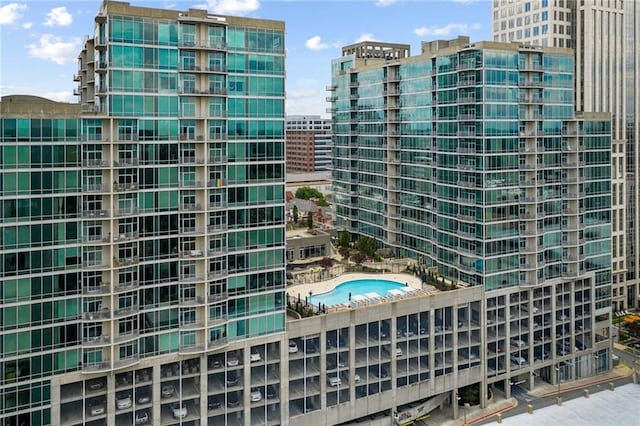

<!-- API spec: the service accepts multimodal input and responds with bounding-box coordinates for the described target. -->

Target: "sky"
[0,0,492,117]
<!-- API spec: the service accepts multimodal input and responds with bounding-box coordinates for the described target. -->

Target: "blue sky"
[0,0,492,116]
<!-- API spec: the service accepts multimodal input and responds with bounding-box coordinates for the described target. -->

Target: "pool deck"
[287,272,422,302]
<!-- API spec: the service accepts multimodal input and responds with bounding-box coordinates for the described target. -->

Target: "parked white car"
[250,350,261,362]
[250,388,263,402]
[328,376,342,387]
[288,341,298,353]
[510,355,527,366]
[171,403,187,419]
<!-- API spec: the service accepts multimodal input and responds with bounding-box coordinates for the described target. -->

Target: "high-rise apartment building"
[330,34,612,402]
[285,115,332,172]
[1,1,286,424]
[492,0,639,311]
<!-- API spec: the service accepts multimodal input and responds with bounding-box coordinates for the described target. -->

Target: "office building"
[329,34,612,417]
[492,0,639,311]
[285,115,332,172]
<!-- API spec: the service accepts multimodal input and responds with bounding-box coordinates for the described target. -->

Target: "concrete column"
[107,372,116,426]
[452,390,459,420]
[349,316,356,412]
[243,348,251,426]
[281,336,290,421]
[529,371,535,391]
[505,379,511,399]
[390,301,398,412]
[152,364,161,425]
[50,379,60,425]
[200,354,207,426]
[480,380,487,409]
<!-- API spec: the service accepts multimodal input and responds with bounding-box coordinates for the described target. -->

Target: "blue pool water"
[308,279,409,306]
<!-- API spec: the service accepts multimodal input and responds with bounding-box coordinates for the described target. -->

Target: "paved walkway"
[431,397,518,426]
[529,363,633,398]
[431,364,634,426]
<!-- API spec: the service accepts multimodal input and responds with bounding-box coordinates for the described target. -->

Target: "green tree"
[296,186,329,207]
[306,211,314,229]
[337,231,350,248]
[292,205,299,223]
[355,236,378,258]
[296,187,323,200]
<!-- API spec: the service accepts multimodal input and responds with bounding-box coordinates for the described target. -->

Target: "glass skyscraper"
[1,1,285,424]
[330,36,612,394]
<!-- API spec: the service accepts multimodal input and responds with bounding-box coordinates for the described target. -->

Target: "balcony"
[113,159,139,167]
[113,356,140,370]
[207,179,226,188]
[180,250,205,259]
[83,335,111,346]
[179,203,204,212]
[115,257,139,267]
[207,270,228,280]
[82,159,109,167]
[180,274,206,283]
[114,207,138,217]
[82,261,109,270]
[83,184,110,193]
[83,284,110,295]
[208,201,227,211]
[179,344,206,355]
[208,316,227,327]
[114,331,139,344]
[82,234,111,244]
[82,361,111,374]
[83,309,111,321]
[209,337,229,350]
[113,182,138,192]
[179,321,206,331]
[208,292,228,303]
[180,180,203,189]
[83,209,109,218]
[208,247,228,257]
[181,157,205,165]
[113,232,139,242]
[115,280,139,292]
[114,305,139,318]
[182,227,206,236]
[180,296,206,306]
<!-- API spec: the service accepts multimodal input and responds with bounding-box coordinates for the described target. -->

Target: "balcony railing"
[83,335,111,346]
[114,305,139,318]
[83,309,111,320]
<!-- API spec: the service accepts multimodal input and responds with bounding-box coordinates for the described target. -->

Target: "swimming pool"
[309,278,412,306]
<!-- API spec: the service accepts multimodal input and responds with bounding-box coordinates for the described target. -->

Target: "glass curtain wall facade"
[330,38,612,375]
[0,100,82,426]
[1,1,285,424]
[332,39,610,295]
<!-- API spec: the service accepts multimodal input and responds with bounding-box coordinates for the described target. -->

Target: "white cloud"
[195,0,260,15]
[44,6,73,27]
[305,35,330,51]
[414,22,481,37]
[355,33,378,43]
[287,89,318,100]
[286,89,327,117]
[375,0,398,6]
[0,85,76,103]
[0,3,27,26]
[22,21,32,29]
[27,34,81,65]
